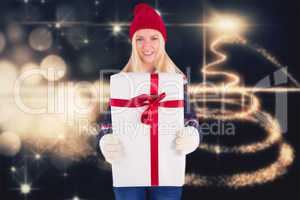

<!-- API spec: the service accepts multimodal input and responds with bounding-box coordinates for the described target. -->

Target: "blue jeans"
[113,186,182,200]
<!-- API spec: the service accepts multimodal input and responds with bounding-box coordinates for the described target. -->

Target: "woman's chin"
[141,59,154,65]
[141,57,151,63]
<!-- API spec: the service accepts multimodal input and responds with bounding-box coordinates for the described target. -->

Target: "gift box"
[109,72,185,187]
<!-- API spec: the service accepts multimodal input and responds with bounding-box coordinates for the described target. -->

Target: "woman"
[96,3,202,200]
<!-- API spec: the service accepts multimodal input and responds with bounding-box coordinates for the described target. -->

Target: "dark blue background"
[0,0,299,199]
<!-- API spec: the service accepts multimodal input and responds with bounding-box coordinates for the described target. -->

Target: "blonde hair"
[121,31,185,77]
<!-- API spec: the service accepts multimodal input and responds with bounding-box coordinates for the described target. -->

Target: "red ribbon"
[109,73,184,186]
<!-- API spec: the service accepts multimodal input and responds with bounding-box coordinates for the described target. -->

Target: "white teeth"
[143,52,153,56]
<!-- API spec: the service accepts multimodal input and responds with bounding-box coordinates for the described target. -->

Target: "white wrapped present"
[109,72,185,187]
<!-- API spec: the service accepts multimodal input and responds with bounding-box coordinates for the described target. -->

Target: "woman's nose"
[142,40,152,49]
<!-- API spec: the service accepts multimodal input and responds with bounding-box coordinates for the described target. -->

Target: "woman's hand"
[99,134,124,164]
[175,126,200,155]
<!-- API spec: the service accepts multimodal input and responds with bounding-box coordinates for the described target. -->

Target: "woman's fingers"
[175,144,193,151]
[175,135,194,145]
[105,151,123,161]
[99,134,124,164]
[175,126,200,154]
[103,143,123,152]
[104,135,120,145]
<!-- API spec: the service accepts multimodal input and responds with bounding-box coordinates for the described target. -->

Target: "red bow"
[110,92,184,125]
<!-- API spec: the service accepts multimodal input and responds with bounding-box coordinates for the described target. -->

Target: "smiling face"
[135,29,162,72]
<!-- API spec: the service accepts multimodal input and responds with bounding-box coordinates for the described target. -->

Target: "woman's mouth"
[143,51,154,56]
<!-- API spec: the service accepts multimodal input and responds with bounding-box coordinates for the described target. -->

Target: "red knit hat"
[129,3,167,42]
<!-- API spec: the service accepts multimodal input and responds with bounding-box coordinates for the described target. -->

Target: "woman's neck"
[149,68,156,73]
[142,63,156,73]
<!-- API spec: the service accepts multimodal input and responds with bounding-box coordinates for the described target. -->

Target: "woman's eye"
[151,37,158,40]
[136,38,143,42]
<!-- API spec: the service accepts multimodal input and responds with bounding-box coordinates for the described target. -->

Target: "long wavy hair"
[121,31,185,77]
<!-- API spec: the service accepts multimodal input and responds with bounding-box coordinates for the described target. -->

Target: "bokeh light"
[0,131,21,157]
[21,62,43,85]
[6,23,24,43]
[20,183,31,194]
[11,45,33,65]
[29,27,53,51]
[112,23,122,35]
[40,54,67,81]
[0,60,18,92]
[210,15,247,35]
